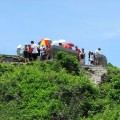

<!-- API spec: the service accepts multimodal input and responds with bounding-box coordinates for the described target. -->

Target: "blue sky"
[0,0,120,67]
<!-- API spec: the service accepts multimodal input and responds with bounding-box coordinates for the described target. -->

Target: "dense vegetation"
[0,52,120,120]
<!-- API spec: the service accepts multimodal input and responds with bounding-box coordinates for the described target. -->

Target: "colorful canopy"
[62,43,72,49]
[39,38,52,46]
[66,43,74,47]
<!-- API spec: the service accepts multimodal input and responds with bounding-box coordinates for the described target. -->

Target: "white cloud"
[103,29,120,39]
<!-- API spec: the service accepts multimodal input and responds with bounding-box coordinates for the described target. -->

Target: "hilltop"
[0,53,120,120]
[0,54,108,85]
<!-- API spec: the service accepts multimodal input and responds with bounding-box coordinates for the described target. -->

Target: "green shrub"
[55,51,80,75]
[0,61,120,120]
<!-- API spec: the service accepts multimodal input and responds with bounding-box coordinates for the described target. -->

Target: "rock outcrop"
[83,65,108,85]
[0,55,24,64]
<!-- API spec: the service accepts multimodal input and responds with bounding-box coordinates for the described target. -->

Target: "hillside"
[0,54,107,85]
[0,53,120,120]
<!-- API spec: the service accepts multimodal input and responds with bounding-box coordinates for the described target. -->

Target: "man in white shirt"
[95,48,101,65]
[31,41,39,60]
[95,48,101,55]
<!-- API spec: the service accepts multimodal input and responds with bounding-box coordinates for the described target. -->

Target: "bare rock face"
[84,66,108,85]
[0,55,24,63]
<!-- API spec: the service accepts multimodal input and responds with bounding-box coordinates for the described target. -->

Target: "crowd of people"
[20,41,102,66]
[21,41,51,63]
[75,46,102,66]
[88,48,102,65]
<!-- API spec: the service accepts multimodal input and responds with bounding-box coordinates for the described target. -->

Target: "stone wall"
[97,54,107,67]
[50,45,78,59]
[50,45,107,67]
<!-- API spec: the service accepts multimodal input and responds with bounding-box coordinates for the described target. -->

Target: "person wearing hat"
[95,48,101,65]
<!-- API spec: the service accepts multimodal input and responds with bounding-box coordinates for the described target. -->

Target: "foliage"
[55,51,80,75]
[0,58,120,119]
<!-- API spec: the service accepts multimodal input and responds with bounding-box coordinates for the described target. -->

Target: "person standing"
[31,41,39,61]
[95,48,101,65]
[23,44,29,63]
[28,44,33,61]
[90,52,95,65]
[46,45,51,60]
[39,46,46,60]
[75,46,81,61]
[88,51,91,65]
[80,48,85,65]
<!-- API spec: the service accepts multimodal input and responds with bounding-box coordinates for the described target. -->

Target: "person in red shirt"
[28,44,33,61]
[75,46,81,61]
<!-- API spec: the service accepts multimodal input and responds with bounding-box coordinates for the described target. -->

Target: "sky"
[0,0,120,67]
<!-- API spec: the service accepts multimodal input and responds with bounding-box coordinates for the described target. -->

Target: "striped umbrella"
[62,43,72,49]
[39,38,52,46]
